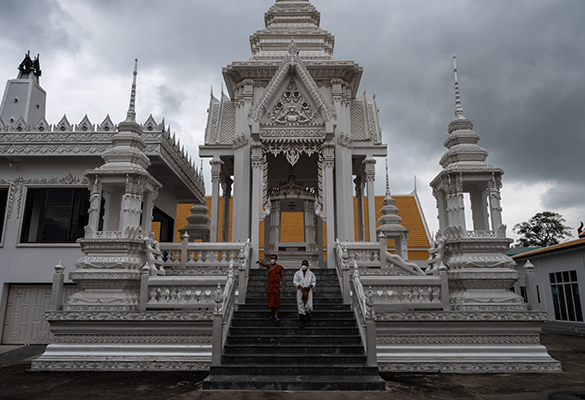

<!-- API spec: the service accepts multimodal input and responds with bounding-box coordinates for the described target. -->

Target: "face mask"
[270,260,276,265]
[302,265,308,271]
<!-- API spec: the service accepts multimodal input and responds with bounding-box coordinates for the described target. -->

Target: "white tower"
[430,57,524,310]
[0,51,46,126]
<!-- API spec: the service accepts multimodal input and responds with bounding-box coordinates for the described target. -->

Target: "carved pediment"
[266,79,318,126]
[250,43,336,144]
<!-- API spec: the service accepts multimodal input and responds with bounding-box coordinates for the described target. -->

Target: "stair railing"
[237,239,251,305]
[334,239,352,303]
[158,234,247,275]
[211,267,237,366]
[349,265,377,367]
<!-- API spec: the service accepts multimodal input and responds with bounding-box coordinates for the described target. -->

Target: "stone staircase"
[203,268,386,391]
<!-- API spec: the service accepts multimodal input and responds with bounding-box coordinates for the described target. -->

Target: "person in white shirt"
[293,260,316,328]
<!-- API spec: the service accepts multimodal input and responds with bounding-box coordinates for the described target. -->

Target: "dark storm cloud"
[0,0,83,53]
[1,0,583,232]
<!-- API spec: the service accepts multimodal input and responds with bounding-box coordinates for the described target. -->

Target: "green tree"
[513,211,572,247]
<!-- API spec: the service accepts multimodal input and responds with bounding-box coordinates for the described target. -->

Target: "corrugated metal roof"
[512,238,585,259]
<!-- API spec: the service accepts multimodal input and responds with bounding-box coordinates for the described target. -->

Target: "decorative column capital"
[363,157,376,182]
[251,142,264,169]
[210,157,224,183]
[322,142,335,168]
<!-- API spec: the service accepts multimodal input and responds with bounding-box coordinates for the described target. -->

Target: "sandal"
[273,317,280,322]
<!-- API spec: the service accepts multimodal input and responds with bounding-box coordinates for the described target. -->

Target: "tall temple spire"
[453,56,465,120]
[125,59,138,123]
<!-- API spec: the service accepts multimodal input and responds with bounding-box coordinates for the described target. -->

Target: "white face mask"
[302,265,308,271]
[270,259,276,265]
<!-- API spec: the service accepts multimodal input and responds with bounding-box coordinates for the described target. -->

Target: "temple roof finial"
[385,159,391,197]
[125,59,138,122]
[453,56,465,120]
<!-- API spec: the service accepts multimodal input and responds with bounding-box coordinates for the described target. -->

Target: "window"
[550,270,583,322]
[0,188,8,240]
[20,188,89,243]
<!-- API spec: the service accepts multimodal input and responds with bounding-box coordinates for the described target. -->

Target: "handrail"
[334,239,351,303]
[213,267,237,364]
[350,266,377,367]
[159,235,247,272]
[385,251,425,276]
[237,239,251,305]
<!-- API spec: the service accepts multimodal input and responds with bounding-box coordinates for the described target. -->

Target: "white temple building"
[0,0,561,383]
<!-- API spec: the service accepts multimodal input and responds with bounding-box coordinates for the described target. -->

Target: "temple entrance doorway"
[263,152,324,268]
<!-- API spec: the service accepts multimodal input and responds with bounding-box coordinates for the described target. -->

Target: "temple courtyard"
[1,333,584,400]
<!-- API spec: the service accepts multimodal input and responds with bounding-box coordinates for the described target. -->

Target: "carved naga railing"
[211,268,238,366]
[349,267,377,367]
[333,239,451,365]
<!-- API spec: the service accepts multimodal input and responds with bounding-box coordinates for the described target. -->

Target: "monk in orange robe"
[257,254,285,321]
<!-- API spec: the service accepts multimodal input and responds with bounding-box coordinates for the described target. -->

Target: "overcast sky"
[1,0,584,242]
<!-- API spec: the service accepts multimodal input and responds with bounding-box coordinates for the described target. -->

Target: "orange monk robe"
[266,264,284,309]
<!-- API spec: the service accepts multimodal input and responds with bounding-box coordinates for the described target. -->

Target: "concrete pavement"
[0,333,584,400]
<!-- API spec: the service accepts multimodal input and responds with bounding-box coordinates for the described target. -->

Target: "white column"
[86,176,101,237]
[232,142,251,242]
[250,142,263,263]
[364,158,377,242]
[433,187,447,233]
[488,174,504,232]
[335,143,354,242]
[304,200,316,252]
[209,157,223,242]
[323,143,336,269]
[268,200,281,253]
[454,174,467,232]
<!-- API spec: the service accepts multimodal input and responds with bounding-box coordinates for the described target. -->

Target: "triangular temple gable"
[249,46,336,127]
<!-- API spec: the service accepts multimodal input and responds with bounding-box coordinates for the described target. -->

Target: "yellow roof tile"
[175,195,430,258]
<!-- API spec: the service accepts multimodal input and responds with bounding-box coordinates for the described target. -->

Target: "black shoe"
[299,314,306,328]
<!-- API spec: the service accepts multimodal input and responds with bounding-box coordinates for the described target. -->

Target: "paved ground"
[0,333,584,400]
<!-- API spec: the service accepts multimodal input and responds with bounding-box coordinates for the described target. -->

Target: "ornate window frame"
[10,173,90,248]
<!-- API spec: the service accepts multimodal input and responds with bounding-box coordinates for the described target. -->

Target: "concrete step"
[230,318,357,328]
[237,303,351,311]
[233,309,355,319]
[221,354,368,365]
[223,344,365,355]
[226,335,363,346]
[209,364,380,376]
[202,374,386,391]
[228,326,360,336]
[243,297,344,305]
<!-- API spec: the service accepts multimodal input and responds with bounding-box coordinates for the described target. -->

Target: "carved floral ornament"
[267,80,316,126]
[264,141,322,167]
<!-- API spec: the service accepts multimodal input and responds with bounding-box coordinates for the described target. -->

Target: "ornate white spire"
[125,59,138,123]
[453,56,465,120]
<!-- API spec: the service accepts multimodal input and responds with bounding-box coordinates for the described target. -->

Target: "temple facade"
[200,0,386,268]
[0,0,561,378]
